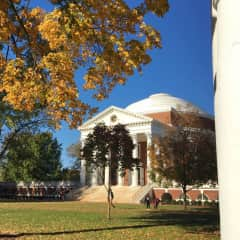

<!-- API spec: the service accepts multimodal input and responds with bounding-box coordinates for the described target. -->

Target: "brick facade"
[146,111,172,125]
[146,110,214,131]
[153,188,218,202]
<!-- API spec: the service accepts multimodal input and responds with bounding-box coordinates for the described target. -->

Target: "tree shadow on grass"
[0,224,160,239]
[128,207,220,234]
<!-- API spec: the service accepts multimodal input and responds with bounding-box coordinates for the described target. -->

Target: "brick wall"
[146,111,172,124]
[153,188,219,201]
[145,110,215,131]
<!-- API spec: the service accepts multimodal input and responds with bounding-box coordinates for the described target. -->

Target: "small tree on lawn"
[2,131,62,182]
[150,114,217,209]
[82,123,138,219]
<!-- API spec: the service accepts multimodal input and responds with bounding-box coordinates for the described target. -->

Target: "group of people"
[144,195,161,209]
[106,187,160,209]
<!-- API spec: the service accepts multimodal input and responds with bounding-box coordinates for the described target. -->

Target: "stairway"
[65,186,88,200]
[131,183,154,203]
[79,185,144,203]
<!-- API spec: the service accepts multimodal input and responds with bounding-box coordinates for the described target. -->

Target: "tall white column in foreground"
[212,0,240,238]
[131,134,139,186]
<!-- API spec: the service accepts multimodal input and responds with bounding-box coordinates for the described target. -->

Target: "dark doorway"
[139,142,147,185]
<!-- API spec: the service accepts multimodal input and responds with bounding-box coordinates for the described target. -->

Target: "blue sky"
[31,0,213,167]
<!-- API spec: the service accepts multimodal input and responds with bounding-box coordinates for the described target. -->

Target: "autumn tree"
[82,123,138,219]
[0,0,169,128]
[2,131,62,182]
[150,114,217,209]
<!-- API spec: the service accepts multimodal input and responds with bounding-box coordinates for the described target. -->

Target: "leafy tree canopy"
[2,131,62,182]
[61,167,80,182]
[82,123,138,177]
[0,0,169,128]
[151,128,217,186]
[82,122,138,219]
[150,114,217,208]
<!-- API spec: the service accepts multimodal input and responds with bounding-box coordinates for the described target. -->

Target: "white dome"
[126,93,208,116]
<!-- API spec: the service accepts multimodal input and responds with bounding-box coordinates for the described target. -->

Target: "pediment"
[79,106,152,130]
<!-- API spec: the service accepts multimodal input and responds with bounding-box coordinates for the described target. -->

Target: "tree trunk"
[183,185,187,210]
[107,183,111,219]
[107,151,112,220]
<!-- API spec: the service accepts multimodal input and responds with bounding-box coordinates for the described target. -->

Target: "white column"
[80,160,86,186]
[131,134,139,186]
[118,170,124,186]
[91,168,97,186]
[140,165,145,185]
[128,171,132,185]
[138,143,145,186]
[132,169,138,187]
[80,140,86,186]
[104,166,109,186]
[146,133,152,184]
[213,1,240,239]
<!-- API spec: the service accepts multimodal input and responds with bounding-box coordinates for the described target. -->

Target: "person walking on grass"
[153,197,160,209]
[145,195,151,209]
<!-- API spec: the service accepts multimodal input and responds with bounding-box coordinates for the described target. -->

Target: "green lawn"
[0,201,220,240]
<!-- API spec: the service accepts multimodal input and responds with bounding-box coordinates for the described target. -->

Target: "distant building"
[79,93,214,187]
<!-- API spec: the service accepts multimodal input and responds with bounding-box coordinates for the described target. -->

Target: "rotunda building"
[79,93,214,187]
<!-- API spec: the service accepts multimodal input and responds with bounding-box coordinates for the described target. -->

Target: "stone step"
[79,185,143,203]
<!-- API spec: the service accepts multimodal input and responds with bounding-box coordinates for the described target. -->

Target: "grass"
[0,201,220,240]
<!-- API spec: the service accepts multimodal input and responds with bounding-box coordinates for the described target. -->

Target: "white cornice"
[79,105,153,130]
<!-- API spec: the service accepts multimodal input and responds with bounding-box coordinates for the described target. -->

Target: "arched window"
[161,193,172,203]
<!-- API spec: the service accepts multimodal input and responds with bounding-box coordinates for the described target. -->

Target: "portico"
[79,105,166,187]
